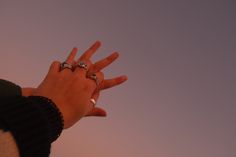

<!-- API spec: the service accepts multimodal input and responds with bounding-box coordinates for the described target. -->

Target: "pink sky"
[0,0,236,157]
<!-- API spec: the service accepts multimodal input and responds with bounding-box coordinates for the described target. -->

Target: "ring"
[60,62,73,71]
[88,73,99,86]
[76,61,88,70]
[90,98,96,107]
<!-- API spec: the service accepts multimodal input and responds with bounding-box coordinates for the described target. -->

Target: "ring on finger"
[87,73,99,86]
[90,98,96,107]
[60,62,73,71]
[76,61,88,70]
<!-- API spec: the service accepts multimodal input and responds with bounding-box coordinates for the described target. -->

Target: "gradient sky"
[0,0,236,157]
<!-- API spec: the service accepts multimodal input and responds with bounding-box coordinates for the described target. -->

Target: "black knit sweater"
[0,79,64,157]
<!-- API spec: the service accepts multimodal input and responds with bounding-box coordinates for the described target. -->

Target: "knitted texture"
[28,96,64,142]
[0,96,63,157]
[0,79,21,98]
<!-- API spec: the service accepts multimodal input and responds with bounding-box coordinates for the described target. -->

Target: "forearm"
[0,79,64,157]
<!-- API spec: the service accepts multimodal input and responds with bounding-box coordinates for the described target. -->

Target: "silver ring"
[60,62,73,71]
[88,73,99,86]
[90,98,96,107]
[76,61,88,70]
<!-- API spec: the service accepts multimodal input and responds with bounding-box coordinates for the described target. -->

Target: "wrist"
[21,88,32,96]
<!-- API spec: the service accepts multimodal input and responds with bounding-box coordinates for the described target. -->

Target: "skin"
[21,41,128,129]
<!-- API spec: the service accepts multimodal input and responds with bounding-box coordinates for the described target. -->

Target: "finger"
[89,52,119,73]
[87,72,104,90]
[66,47,78,64]
[91,89,100,101]
[79,41,101,61]
[71,60,77,67]
[85,107,107,117]
[73,60,91,75]
[99,75,128,90]
[60,48,77,74]
[85,91,101,116]
[49,61,61,74]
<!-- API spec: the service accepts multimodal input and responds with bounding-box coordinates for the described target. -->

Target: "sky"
[0,0,235,157]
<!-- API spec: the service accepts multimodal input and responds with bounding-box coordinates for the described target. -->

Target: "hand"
[31,41,127,129]
[22,88,35,96]
[70,42,127,117]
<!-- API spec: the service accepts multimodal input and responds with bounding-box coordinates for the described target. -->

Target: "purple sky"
[0,0,235,157]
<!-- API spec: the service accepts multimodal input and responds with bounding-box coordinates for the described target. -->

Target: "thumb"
[49,61,61,74]
[85,107,107,117]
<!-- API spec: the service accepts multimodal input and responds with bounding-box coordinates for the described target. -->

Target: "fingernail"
[113,52,119,58]
[103,112,107,117]
[122,76,128,81]
[95,40,101,46]
[109,52,119,60]
[100,111,107,117]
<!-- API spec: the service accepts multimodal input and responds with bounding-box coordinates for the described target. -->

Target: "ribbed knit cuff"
[28,96,64,142]
[0,96,51,157]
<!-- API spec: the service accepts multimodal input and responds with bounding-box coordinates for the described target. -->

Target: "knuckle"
[48,60,61,74]
[54,60,61,66]
[50,60,60,69]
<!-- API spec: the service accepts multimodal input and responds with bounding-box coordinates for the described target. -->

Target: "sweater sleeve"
[0,96,64,157]
[0,79,21,97]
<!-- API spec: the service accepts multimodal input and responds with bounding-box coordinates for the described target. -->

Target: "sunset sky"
[0,0,235,157]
